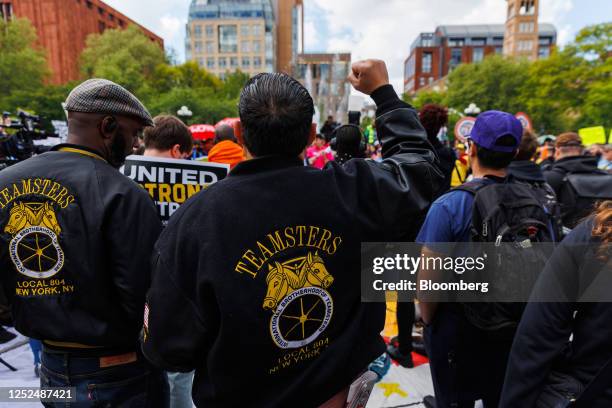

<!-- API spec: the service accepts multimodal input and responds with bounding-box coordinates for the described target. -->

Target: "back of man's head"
[514,128,538,161]
[419,104,448,144]
[144,115,193,154]
[470,111,523,170]
[555,132,583,159]
[239,73,314,157]
[214,125,236,144]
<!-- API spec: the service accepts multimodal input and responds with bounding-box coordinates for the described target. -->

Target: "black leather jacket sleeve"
[353,85,443,240]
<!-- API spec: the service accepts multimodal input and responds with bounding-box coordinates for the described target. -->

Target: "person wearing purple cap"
[415,111,537,407]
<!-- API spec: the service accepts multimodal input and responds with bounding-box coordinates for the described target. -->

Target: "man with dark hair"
[208,124,244,169]
[320,115,339,141]
[544,133,612,228]
[143,115,193,159]
[143,60,443,407]
[418,111,526,408]
[0,79,166,405]
[331,124,366,165]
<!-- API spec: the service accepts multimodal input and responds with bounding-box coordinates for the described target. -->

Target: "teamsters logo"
[264,252,334,349]
[234,226,342,350]
[4,202,64,279]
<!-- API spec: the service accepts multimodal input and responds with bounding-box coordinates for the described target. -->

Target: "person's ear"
[307,123,316,146]
[100,116,118,140]
[171,144,182,159]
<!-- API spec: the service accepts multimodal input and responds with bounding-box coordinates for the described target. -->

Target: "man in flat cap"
[0,79,166,406]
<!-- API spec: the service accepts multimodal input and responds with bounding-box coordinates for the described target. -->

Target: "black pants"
[396,301,415,354]
[423,305,514,408]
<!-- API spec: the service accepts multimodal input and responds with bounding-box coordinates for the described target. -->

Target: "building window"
[118,20,125,28]
[108,13,114,22]
[519,22,535,33]
[539,37,552,45]
[253,41,261,53]
[518,40,534,51]
[0,3,13,21]
[240,24,250,37]
[520,0,536,15]
[206,41,215,54]
[419,77,425,87]
[194,41,203,53]
[98,6,105,16]
[198,58,205,68]
[253,57,262,69]
[230,57,239,69]
[471,38,486,46]
[205,25,214,37]
[252,24,262,36]
[241,40,250,53]
[99,21,106,33]
[219,25,238,53]
[422,52,432,73]
[538,46,550,58]
[219,58,227,69]
[242,57,251,69]
[450,48,462,69]
[207,58,215,69]
[86,0,93,9]
[194,25,202,38]
[429,77,434,84]
[421,34,434,47]
[492,36,504,45]
[448,38,464,47]
[473,47,484,63]
[495,46,503,54]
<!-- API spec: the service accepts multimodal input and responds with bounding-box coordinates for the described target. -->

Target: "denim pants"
[40,346,168,407]
[166,371,194,408]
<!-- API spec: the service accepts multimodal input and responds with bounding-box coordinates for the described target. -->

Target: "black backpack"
[455,176,555,332]
[557,170,612,229]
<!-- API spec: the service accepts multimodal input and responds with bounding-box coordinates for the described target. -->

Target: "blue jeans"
[40,346,168,407]
[167,371,194,408]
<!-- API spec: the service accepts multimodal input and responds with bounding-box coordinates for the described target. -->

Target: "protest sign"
[454,117,476,143]
[579,126,607,146]
[123,155,229,222]
[515,112,533,131]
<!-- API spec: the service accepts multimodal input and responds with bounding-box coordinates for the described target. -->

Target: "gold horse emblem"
[263,251,334,311]
[4,202,61,236]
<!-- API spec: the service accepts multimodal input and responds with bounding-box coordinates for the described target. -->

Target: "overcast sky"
[104,0,611,93]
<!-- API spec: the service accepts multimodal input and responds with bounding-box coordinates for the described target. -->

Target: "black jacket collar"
[51,144,107,162]
[230,155,304,177]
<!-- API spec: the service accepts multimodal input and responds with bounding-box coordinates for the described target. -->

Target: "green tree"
[5,83,73,131]
[0,18,48,107]
[403,90,448,110]
[80,25,166,97]
[446,55,530,115]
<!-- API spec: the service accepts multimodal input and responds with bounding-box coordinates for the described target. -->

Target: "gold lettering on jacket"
[0,179,75,210]
[234,226,343,278]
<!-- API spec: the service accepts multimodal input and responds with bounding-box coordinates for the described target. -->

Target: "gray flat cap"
[65,79,154,126]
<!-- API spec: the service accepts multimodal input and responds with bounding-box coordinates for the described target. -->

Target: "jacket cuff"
[371,84,399,107]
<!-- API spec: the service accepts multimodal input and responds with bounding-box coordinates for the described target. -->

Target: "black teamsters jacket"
[0,145,162,348]
[142,85,444,407]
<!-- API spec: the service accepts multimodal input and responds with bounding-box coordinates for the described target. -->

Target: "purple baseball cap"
[470,111,523,153]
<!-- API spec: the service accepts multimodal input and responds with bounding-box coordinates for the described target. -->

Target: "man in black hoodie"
[543,132,607,229]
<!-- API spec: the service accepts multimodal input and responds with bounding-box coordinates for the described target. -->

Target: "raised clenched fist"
[347,59,390,96]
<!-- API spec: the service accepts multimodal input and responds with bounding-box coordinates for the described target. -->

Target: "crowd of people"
[0,58,610,408]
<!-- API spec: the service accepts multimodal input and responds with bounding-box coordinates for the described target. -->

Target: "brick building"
[403,23,556,95]
[0,0,163,84]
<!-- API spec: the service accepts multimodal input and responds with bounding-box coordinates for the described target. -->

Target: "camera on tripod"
[0,109,52,167]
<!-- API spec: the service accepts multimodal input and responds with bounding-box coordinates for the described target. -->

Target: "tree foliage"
[0,18,48,107]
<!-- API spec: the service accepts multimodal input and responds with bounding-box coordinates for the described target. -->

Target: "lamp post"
[464,103,481,117]
[177,106,193,124]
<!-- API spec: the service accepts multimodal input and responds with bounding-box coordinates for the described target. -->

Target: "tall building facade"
[273,0,303,74]
[403,23,556,94]
[185,0,275,78]
[1,0,163,84]
[296,53,351,123]
[503,0,540,59]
